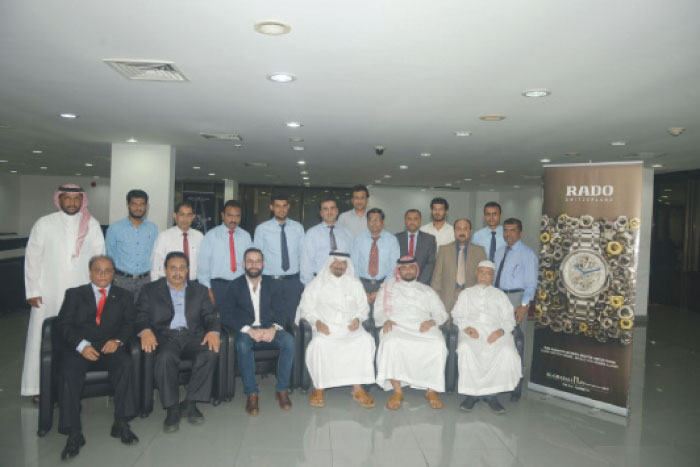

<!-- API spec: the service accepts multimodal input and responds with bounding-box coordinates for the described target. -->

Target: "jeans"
[235,329,295,395]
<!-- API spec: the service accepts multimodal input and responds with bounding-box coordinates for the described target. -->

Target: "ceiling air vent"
[244,162,269,168]
[103,59,188,81]
[200,133,243,142]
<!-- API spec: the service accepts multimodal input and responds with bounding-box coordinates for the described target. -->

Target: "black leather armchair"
[37,317,141,436]
[224,322,302,399]
[139,327,229,417]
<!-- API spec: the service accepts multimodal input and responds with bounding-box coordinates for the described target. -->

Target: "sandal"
[425,390,443,409]
[352,388,375,408]
[309,389,325,408]
[386,392,403,410]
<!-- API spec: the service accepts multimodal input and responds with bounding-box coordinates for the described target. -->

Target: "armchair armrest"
[441,319,459,393]
[37,317,58,436]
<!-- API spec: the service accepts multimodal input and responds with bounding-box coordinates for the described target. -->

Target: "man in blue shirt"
[197,199,252,307]
[493,218,538,401]
[471,201,507,262]
[351,208,400,309]
[300,198,353,285]
[106,189,158,298]
[253,194,305,324]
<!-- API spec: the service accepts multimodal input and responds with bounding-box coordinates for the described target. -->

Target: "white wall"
[634,168,654,317]
[0,173,21,234]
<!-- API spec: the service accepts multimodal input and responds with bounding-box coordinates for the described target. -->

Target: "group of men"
[21,183,537,460]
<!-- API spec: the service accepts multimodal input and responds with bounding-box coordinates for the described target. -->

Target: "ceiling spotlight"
[0,159,7,163]
[75,173,82,176]
[374,179,381,183]
[302,176,309,180]
[463,178,472,181]
[667,127,686,137]
[59,113,78,119]
[610,141,627,146]
[40,166,47,170]
[292,146,305,151]
[420,152,432,158]
[126,138,138,143]
[521,88,551,98]
[286,122,303,128]
[479,115,506,121]
[93,175,100,179]
[290,137,304,143]
[513,185,520,188]
[300,170,308,175]
[233,143,242,148]
[10,170,18,173]
[32,150,43,154]
[454,131,472,137]
[664,188,672,192]
[445,183,452,187]
[268,73,296,83]
[540,158,551,163]
[383,174,391,179]
[208,172,216,176]
[496,170,505,173]
[254,20,291,35]
[84,163,93,167]
[399,165,408,170]
[297,160,306,165]
[193,166,200,170]
[651,164,663,168]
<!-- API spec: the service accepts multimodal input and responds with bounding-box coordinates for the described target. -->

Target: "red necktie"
[183,232,190,279]
[408,233,415,257]
[369,237,379,277]
[96,288,106,325]
[229,229,237,273]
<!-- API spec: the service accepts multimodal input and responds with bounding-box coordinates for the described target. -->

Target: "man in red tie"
[150,201,204,281]
[55,255,139,460]
[395,209,436,285]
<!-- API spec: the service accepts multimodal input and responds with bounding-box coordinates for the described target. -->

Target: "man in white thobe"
[299,251,376,408]
[22,184,105,398]
[452,260,521,414]
[375,256,448,410]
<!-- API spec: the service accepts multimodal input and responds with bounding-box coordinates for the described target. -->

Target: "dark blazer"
[56,283,135,351]
[431,241,487,313]
[220,275,285,333]
[135,278,220,336]
[395,230,437,285]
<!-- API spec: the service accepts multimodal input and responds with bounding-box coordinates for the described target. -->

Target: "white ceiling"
[1,0,699,190]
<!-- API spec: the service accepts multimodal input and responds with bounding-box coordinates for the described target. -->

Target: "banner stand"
[528,382,628,417]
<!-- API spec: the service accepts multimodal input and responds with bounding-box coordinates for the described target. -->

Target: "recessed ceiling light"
[290,137,304,143]
[84,163,93,167]
[75,173,82,176]
[661,195,668,199]
[651,164,663,168]
[254,20,291,35]
[32,150,43,154]
[420,188,427,192]
[93,175,100,179]
[193,166,200,170]
[286,122,303,128]
[297,160,306,165]
[479,115,506,121]
[454,131,472,137]
[420,152,432,157]
[208,172,216,176]
[496,170,505,173]
[292,146,305,151]
[513,185,520,188]
[126,138,138,143]
[59,113,78,119]
[445,183,452,187]
[300,170,308,175]
[521,88,551,98]
[667,127,686,137]
[233,143,243,148]
[302,176,309,180]
[540,158,551,163]
[463,178,472,181]
[40,166,47,170]
[664,188,672,192]
[383,174,391,178]
[0,160,7,163]
[374,179,381,183]
[10,170,18,173]
[610,141,627,146]
[399,165,408,169]
[268,73,296,83]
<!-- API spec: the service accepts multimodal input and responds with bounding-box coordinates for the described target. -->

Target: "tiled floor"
[1,306,698,466]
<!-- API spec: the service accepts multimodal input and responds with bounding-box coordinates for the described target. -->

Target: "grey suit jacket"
[431,241,486,313]
[395,230,436,285]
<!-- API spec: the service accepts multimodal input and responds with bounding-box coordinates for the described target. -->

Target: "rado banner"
[529,161,643,416]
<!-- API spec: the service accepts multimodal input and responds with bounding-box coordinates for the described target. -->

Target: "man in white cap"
[22,184,105,399]
[299,251,376,408]
[374,256,448,410]
[451,260,521,414]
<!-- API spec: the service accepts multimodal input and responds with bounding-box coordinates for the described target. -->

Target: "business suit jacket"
[395,230,437,285]
[220,275,284,333]
[135,278,220,336]
[431,241,487,313]
[56,283,135,351]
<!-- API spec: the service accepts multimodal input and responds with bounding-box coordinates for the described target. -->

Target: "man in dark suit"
[220,247,295,416]
[396,209,436,285]
[136,251,220,433]
[55,255,139,460]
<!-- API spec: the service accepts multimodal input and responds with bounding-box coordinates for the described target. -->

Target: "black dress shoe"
[459,395,478,412]
[110,421,139,445]
[510,378,523,402]
[185,401,205,425]
[485,395,506,414]
[61,432,85,460]
[163,406,181,433]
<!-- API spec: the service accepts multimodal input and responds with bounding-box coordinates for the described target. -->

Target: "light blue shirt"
[76,283,112,353]
[300,222,353,285]
[168,283,187,330]
[106,217,158,274]
[351,230,401,280]
[253,218,305,275]
[471,225,506,261]
[493,240,538,306]
[197,224,252,288]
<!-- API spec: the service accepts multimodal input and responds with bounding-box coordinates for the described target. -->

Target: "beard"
[130,211,145,219]
[246,268,262,278]
[60,206,80,216]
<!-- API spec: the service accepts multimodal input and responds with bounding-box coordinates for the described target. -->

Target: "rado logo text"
[565,185,614,203]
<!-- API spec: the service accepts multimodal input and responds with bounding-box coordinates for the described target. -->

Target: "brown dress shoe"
[245,394,259,416]
[275,391,292,411]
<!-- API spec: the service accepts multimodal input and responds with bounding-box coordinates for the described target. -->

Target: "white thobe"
[150,226,204,280]
[21,212,105,395]
[452,285,521,396]
[420,222,455,248]
[374,280,448,392]
[300,275,375,389]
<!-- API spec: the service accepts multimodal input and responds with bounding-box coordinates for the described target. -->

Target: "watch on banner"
[535,213,640,345]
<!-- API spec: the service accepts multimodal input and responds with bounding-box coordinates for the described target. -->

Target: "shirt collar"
[507,240,522,250]
[167,281,187,293]
[91,282,111,295]
[246,276,262,292]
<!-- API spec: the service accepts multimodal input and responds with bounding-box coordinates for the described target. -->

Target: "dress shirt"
[253,218,305,275]
[351,230,401,280]
[197,224,252,288]
[492,240,538,306]
[300,222,354,284]
[168,282,188,329]
[76,283,112,353]
[150,226,204,280]
[240,277,282,333]
[338,209,369,238]
[471,225,506,258]
[405,230,420,254]
[420,222,455,248]
[106,217,158,274]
